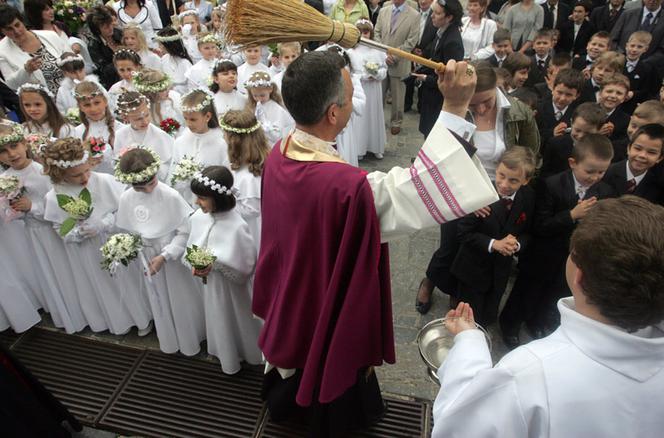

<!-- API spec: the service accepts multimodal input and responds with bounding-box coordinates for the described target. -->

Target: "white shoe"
[374,153,384,159]
[137,321,154,337]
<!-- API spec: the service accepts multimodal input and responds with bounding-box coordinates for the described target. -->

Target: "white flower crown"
[133,71,172,94]
[198,33,222,45]
[180,88,215,113]
[356,18,373,28]
[17,82,55,99]
[218,120,262,134]
[72,84,104,100]
[193,172,239,196]
[57,54,85,67]
[114,147,161,185]
[116,93,151,116]
[154,32,183,43]
[114,48,140,58]
[48,150,89,169]
[0,123,25,147]
[214,58,235,69]
[244,72,273,89]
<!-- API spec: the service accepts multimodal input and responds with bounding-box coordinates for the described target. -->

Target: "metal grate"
[259,396,431,438]
[11,328,143,424]
[98,351,265,438]
[0,328,21,348]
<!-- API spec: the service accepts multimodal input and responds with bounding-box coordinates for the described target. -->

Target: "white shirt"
[161,55,193,95]
[552,103,568,121]
[642,6,661,25]
[185,58,216,90]
[626,160,647,185]
[572,173,590,200]
[573,22,581,40]
[213,90,247,117]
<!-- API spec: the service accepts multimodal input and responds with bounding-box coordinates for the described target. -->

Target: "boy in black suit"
[621,31,658,115]
[500,134,615,347]
[556,0,595,57]
[571,31,610,75]
[541,102,606,178]
[597,73,632,160]
[603,123,664,203]
[451,147,537,327]
[578,51,624,104]
[533,53,571,103]
[525,29,554,89]
[536,68,585,151]
[487,29,513,68]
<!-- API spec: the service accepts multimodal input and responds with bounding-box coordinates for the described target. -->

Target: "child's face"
[626,39,649,61]
[21,91,47,123]
[211,14,222,30]
[569,155,611,187]
[244,47,262,65]
[628,133,664,175]
[571,116,599,143]
[279,48,299,69]
[494,162,530,197]
[512,68,529,88]
[79,95,108,121]
[0,141,30,170]
[586,37,609,59]
[63,162,92,186]
[533,38,552,57]
[553,83,579,109]
[361,30,371,39]
[183,110,212,134]
[599,83,629,111]
[126,103,151,131]
[199,42,219,61]
[492,40,512,58]
[571,6,587,23]
[250,87,272,104]
[592,64,615,84]
[122,33,139,51]
[64,69,86,82]
[116,59,138,82]
[195,195,215,213]
[214,70,238,92]
[132,176,158,193]
[182,16,199,32]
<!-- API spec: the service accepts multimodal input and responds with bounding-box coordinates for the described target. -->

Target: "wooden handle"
[387,46,445,71]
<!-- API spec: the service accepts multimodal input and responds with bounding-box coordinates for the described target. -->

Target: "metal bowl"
[416,317,492,385]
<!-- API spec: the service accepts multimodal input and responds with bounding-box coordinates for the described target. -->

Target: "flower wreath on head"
[114,48,140,58]
[132,71,172,94]
[48,150,90,169]
[154,32,183,43]
[198,33,222,46]
[56,54,85,67]
[114,146,161,185]
[355,18,373,29]
[17,82,55,99]
[218,118,262,135]
[115,92,151,117]
[0,123,25,147]
[213,58,235,69]
[180,88,215,113]
[193,172,239,196]
[72,85,104,100]
[244,71,273,89]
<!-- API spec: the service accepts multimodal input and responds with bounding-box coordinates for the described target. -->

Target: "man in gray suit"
[611,0,664,61]
[375,0,420,135]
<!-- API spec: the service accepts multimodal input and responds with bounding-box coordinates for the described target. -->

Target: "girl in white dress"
[350,20,387,160]
[108,49,143,106]
[0,122,86,334]
[122,24,162,70]
[42,137,152,335]
[133,68,185,137]
[155,27,194,95]
[186,165,263,374]
[17,83,74,139]
[115,91,175,182]
[115,148,205,355]
[185,32,221,90]
[169,89,229,206]
[179,10,205,63]
[209,59,246,117]
[244,71,295,147]
[237,45,270,95]
[56,53,106,114]
[221,110,270,252]
[73,81,126,174]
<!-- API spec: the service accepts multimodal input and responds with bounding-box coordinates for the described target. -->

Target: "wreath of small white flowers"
[56,54,85,67]
[0,123,25,147]
[114,147,161,185]
[244,71,273,89]
[17,82,55,99]
[218,119,262,135]
[193,172,239,196]
[132,71,172,94]
[198,33,222,46]
[154,32,183,43]
[213,58,235,69]
[116,93,151,116]
[114,48,140,59]
[72,85,104,100]
[48,150,89,169]
[180,88,215,113]
[355,18,373,28]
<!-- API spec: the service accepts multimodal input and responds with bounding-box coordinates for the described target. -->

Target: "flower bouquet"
[65,107,81,125]
[87,137,107,158]
[170,155,202,187]
[100,233,143,276]
[0,175,26,222]
[160,118,181,136]
[24,133,51,158]
[56,188,93,236]
[364,61,380,77]
[185,245,216,285]
[53,1,92,36]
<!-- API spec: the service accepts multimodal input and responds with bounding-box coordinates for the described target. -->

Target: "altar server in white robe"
[244,71,295,148]
[115,148,206,356]
[185,166,263,374]
[432,196,664,438]
[43,137,152,335]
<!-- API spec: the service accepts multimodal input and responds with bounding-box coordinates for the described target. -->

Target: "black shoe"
[415,280,434,315]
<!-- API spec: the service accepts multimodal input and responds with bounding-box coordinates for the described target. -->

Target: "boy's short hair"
[550,52,571,68]
[600,73,631,92]
[633,100,664,124]
[593,51,626,72]
[590,31,610,43]
[278,42,302,56]
[572,102,607,129]
[534,29,553,41]
[627,30,653,46]
[553,68,585,92]
[571,133,614,162]
[574,0,592,13]
[510,88,538,111]
[493,28,511,45]
[502,52,531,75]
[570,196,664,332]
[499,146,537,178]
[630,123,664,157]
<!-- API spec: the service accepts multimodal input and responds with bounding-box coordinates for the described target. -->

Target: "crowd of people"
[0,0,663,437]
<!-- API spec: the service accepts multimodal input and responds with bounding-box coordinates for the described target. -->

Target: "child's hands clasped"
[9,196,31,212]
[444,302,476,336]
[492,234,519,256]
[148,255,166,276]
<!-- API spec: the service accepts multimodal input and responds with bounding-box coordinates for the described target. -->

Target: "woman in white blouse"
[461,0,497,61]
[113,0,163,49]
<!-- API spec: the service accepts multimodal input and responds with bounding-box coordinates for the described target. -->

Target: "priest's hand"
[438,60,477,118]
[444,302,476,336]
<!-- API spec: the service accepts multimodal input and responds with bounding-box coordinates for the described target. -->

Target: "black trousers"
[425,221,460,296]
[458,280,505,327]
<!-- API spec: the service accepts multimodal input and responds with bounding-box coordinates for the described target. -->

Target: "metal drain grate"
[0,328,21,348]
[11,328,143,424]
[99,351,265,438]
[259,396,431,438]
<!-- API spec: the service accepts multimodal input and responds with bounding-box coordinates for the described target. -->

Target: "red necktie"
[502,198,513,210]
[626,178,637,193]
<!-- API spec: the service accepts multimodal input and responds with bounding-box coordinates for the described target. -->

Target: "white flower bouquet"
[170,156,203,187]
[364,61,380,77]
[0,175,26,222]
[100,233,143,275]
[65,107,81,126]
[56,188,93,236]
[185,244,217,285]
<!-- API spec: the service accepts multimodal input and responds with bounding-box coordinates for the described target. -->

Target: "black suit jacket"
[533,82,552,105]
[620,59,658,114]
[542,1,571,30]
[365,2,382,26]
[572,54,594,71]
[606,109,630,161]
[541,134,573,178]
[611,7,664,60]
[0,79,21,120]
[590,5,624,33]
[451,186,536,293]
[536,95,576,150]
[557,19,595,56]
[487,53,505,67]
[603,160,663,203]
[525,54,550,88]
[578,78,599,103]
[417,16,438,54]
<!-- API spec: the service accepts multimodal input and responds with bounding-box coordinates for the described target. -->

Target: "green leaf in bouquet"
[80,188,92,206]
[60,217,77,236]
[56,194,74,209]
[121,260,128,267]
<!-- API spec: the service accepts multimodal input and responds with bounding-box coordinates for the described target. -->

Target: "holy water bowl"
[416,317,492,385]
